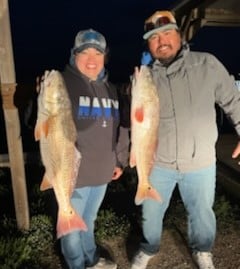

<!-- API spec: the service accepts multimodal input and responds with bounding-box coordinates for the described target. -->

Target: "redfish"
[34,70,87,238]
[129,65,162,205]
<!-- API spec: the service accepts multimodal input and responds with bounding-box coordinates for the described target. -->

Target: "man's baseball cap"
[73,29,106,54]
[143,10,178,40]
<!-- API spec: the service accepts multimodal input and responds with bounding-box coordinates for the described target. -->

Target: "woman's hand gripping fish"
[130,66,162,205]
[34,70,87,238]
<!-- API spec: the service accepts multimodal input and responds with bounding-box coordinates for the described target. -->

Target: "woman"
[60,29,129,269]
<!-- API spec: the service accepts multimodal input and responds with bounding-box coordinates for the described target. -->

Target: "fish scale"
[130,65,162,205]
[34,70,87,238]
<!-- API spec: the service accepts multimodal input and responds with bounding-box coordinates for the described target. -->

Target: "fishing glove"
[141,51,152,66]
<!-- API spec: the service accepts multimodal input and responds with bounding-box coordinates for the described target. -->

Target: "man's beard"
[157,45,182,66]
[158,55,176,66]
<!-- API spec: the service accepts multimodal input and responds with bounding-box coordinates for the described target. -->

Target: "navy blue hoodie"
[62,65,129,187]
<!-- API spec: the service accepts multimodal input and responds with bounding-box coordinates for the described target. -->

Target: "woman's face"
[75,47,105,80]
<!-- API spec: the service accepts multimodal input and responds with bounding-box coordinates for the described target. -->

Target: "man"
[131,10,240,269]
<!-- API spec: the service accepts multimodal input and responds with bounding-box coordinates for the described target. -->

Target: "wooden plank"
[0,0,29,230]
[206,0,240,12]
[172,0,240,41]
[0,152,41,166]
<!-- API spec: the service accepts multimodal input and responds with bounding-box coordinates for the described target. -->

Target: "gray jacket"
[151,44,240,172]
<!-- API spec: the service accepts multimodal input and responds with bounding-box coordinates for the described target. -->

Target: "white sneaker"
[192,251,215,269]
[86,257,117,269]
[131,250,154,269]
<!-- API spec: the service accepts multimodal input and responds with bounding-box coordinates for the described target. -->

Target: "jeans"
[61,184,107,269]
[140,164,216,255]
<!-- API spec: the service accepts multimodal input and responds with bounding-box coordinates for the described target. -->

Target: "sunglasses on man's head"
[144,16,173,32]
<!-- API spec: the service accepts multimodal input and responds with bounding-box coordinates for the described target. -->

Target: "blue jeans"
[140,164,216,255]
[61,185,107,269]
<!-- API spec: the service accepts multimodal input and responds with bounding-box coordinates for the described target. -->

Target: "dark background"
[8,0,240,84]
[1,0,239,153]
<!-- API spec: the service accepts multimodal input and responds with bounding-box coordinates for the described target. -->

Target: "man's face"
[148,29,182,64]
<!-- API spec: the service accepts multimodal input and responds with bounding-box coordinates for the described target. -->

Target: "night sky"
[8,0,176,84]
[9,0,240,86]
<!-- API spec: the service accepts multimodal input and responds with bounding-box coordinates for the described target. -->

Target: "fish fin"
[40,175,52,191]
[135,183,162,205]
[42,120,49,137]
[34,120,49,140]
[129,150,136,168]
[56,209,88,239]
[34,121,41,141]
[135,107,144,122]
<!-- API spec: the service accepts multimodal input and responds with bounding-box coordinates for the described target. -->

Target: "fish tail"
[40,175,52,191]
[135,184,162,205]
[56,210,88,239]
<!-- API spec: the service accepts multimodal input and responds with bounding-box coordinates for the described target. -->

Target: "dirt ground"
[32,210,240,269]
[95,184,240,269]
[45,172,240,269]
[99,224,240,269]
[54,201,240,269]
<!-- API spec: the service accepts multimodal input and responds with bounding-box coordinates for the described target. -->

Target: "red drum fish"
[130,65,162,205]
[34,70,87,238]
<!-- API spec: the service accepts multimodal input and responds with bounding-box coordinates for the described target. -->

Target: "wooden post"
[0,0,29,230]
